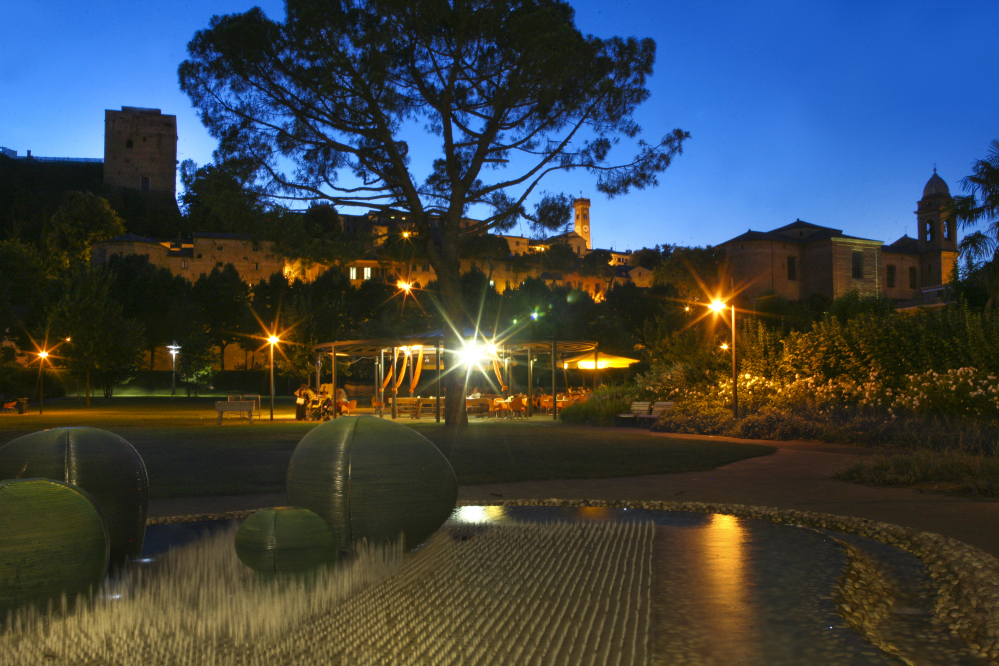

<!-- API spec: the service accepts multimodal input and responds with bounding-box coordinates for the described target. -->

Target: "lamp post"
[710,299,738,418]
[268,334,279,421]
[37,350,49,415]
[167,342,181,401]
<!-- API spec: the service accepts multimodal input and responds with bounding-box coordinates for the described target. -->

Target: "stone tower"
[916,170,958,288]
[573,197,591,250]
[103,107,177,197]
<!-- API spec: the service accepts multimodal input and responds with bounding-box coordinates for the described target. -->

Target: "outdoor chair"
[343,399,358,416]
[509,396,527,418]
[409,399,422,419]
[371,396,385,416]
[615,401,651,427]
[488,398,507,419]
[636,401,675,427]
[2,401,16,414]
[539,395,554,415]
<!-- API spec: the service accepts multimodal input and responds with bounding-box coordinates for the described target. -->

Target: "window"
[254,262,259,271]
[944,220,953,241]
[363,266,372,280]
[196,254,202,259]
[887,265,896,289]
[217,245,224,251]
[787,256,797,281]
[422,263,429,272]
[216,261,224,268]
[926,219,936,242]
[594,282,601,293]
[125,139,133,149]
[851,252,864,279]
[909,266,917,289]
[140,176,150,191]
[505,281,511,290]
[489,280,495,287]
[181,260,188,269]
[349,266,358,280]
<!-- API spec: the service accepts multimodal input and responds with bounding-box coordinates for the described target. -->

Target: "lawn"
[0,397,775,499]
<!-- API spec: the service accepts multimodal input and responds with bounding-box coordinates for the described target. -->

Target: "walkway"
[147,431,999,557]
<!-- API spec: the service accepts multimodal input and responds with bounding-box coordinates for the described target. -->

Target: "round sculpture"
[0,427,149,568]
[286,416,458,551]
[235,506,337,573]
[0,478,109,618]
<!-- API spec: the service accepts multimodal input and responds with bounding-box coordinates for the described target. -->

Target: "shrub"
[836,450,999,497]
[651,401,735,436]
[733,408,820,441]
[560,385,637,426]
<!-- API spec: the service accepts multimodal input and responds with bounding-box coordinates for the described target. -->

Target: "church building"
[719,171,958,305]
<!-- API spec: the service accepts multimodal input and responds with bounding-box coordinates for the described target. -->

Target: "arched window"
[925,219,935,242]
[944,219,953,241]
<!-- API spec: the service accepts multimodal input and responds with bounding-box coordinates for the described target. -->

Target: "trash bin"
[16,398,27,414]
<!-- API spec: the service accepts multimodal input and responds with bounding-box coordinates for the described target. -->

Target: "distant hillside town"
[1,106,955,310]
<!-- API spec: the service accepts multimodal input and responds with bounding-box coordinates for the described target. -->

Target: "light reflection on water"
[697,513,758,663]
[450,505,509,524]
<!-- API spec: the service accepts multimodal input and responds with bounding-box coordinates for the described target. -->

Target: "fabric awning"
[562,352,640,370]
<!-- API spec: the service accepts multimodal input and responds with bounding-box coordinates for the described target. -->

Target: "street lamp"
[709,299,738,418]
[37,350,49,415]
[167,343,181,401]
[268,334,279,421]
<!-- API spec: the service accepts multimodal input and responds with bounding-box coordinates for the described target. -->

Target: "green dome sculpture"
[0,427,149,568]
[234,506,337,573]
[286,416,458,552]
[0,479,109,618]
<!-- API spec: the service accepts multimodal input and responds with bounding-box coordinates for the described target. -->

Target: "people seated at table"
[294,384,312,421]
[467,386,482,399]
[335,387,349,414]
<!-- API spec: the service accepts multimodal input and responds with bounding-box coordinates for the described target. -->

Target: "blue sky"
[2,1,997,251]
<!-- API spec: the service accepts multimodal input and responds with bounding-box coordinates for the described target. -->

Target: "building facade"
[719,172,959,304]
[103,107,178,197]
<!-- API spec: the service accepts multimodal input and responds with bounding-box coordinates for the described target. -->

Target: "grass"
[836,449,999,497]
[0,397,774,499]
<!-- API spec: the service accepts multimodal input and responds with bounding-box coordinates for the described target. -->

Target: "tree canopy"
[179,0,688,423]
[953,139,999,307]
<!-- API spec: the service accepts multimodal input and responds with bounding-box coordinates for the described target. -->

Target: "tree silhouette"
[180,0,688,424]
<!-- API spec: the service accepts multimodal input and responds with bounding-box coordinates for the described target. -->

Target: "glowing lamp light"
[576,360,611,370]
[401,231,411,239]
[710,300,726,313]
[38,350,49,359]
[457,341,484,366]
[485,342,497,356]
[720,343,729,351]
[397,280,412,292]
[268,335,280,345]
[684,306,690,312]
[530,312,539,321]
[64,337,71,342]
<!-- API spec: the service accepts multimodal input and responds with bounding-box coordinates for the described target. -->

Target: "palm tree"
[953,140,999,306]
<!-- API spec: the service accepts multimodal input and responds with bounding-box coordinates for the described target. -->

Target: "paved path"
[148,432,999,557]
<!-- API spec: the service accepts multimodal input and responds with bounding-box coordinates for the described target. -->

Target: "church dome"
[922,170,950,198]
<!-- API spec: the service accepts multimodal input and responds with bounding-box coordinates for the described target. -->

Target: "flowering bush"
[559,385,637,426]
[888,368,999,419]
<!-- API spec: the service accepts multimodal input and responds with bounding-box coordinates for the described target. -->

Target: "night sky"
[3,0,997,251]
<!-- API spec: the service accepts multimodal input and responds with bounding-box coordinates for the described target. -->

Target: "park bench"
[615,401,651,427]
[215,401,255,425]
[636,401,675,427]
[2,401,17,414]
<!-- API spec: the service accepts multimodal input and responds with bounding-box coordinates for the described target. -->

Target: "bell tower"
[916,169,956,253]
[573,198,591,250]
[916,169,958,288]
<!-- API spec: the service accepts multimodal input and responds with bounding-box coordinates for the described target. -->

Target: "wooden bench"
[215,401,255,425]
[636,401,675,427]
[615,401,651,426]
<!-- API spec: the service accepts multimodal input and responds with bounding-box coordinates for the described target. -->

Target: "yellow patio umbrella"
[562,352,640,370]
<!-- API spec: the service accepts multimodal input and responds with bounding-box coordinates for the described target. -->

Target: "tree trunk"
[436,260,469,431]
[85,369,91,408]
[219,342,226,370]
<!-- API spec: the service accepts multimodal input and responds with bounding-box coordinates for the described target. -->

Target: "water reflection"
[450,505,509,524]
[696,513,758,663]
[575,506,614,522]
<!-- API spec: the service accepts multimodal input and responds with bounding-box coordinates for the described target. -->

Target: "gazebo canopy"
[562,352,639,370]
